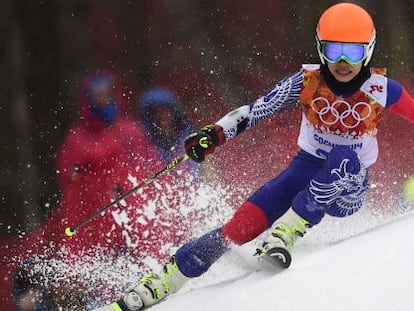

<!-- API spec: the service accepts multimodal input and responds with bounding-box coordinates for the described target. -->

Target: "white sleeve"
[216,70,304,140]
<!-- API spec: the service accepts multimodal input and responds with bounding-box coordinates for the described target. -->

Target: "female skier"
[95,3,414,310]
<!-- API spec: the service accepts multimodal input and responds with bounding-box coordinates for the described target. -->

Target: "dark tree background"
[1,0,414,236]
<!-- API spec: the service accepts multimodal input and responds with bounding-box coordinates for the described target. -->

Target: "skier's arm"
[216,70,303,140]
[184,71,304,162]
[386,78,414,123]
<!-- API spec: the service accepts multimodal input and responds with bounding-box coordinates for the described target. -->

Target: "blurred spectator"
[13,259,88,311]
[150,69,230,126]
[14,272,46,311]
[137,87,201,178]
[13,260,44,311]
[12,75,202,310]
[1,203,73,310]
[56,72,190,259]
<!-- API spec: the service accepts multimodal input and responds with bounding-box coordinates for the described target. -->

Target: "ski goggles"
[320,42,368,65]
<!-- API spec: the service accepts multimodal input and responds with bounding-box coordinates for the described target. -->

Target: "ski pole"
[64,154,189,237]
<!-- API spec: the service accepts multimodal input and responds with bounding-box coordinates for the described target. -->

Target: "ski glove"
[184,124,225,162]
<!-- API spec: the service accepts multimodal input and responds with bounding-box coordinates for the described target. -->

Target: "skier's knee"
[221,201,269,245]
[291,145,368,221]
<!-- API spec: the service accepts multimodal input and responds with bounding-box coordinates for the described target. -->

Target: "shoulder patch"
[302,64,320,71]
[360,74,388,106]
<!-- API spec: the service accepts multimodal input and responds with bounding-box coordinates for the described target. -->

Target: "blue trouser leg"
[174,146,369,278]
[292,146,369,224]
[174,150,324,277]
[175,228,229,277]
[248,150,325,224]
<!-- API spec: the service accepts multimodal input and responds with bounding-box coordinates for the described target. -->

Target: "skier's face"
[327,60,363,83]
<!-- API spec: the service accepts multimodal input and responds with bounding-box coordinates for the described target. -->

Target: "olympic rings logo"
[310,97,372,129]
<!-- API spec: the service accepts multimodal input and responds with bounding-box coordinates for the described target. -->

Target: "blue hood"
[138,88,195,160]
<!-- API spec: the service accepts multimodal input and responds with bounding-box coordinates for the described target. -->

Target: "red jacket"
[57,73,188,261]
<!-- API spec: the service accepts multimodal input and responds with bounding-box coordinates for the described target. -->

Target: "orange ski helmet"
[316,3,376,66]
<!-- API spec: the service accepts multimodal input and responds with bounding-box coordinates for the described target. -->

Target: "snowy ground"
[29,182,413,311]
[145,209,414,311]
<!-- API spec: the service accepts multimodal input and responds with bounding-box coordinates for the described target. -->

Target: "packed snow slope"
[149,210,414,311]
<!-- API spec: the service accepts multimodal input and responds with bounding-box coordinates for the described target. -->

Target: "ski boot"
[255,208,311,269]
[93,256,189,311]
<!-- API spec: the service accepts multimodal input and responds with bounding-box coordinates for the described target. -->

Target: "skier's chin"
[332,71,357,83]
[327,62,362,83]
